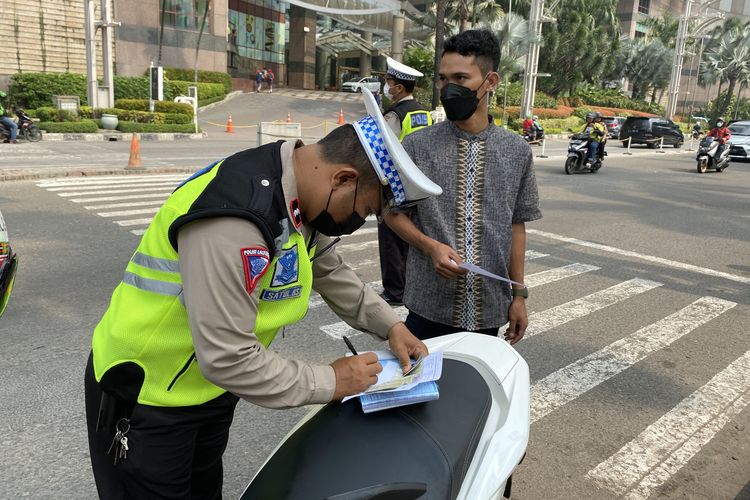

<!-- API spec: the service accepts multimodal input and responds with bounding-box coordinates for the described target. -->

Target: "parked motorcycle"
[565,133,606,174]
[0,108,42,142]
[0,210,18,319]
[241,332,530,500]
[696,136,730,173]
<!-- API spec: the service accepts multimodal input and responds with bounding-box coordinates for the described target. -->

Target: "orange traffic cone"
[126,133,143,169]
[226,113,234,133]
[286,112,292,123]
[337,108,345,125]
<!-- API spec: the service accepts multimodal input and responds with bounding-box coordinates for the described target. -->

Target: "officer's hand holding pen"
[330,336,382,400]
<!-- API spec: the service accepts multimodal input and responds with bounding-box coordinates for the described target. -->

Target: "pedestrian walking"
[384,29,542,344]
[255,69,263,93]
[84,89,440,499]
[267,68,275,93]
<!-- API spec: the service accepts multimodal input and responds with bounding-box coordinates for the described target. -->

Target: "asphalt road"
[1,142,749,498]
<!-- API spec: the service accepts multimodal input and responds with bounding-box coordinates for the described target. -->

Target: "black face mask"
[440,73,491,122]
[308,180,366,236]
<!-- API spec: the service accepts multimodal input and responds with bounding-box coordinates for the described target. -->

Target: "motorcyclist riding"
[0,91,18,144]
[594,112,608,158]
[692,121,702,139]
[522,113,534,138]
[580,111,605,166]
[531,115,544,141]
[706,117,731,158]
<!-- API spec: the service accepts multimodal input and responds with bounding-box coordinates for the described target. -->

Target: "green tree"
[617,38,673,102]
[536,0,620,97]
[643,11,680,48]
[700,23,750,117]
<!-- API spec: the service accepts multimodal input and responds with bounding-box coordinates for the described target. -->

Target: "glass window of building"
[638,0,650,15]
[164,0,211,30]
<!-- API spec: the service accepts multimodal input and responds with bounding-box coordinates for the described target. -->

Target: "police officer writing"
[84,89,440,499]
[379,57,433,306]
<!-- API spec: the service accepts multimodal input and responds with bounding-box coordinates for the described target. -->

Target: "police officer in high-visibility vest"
[84,89,441,499]
[378,57,433,306]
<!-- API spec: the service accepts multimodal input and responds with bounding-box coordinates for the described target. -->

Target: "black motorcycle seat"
[241,359,492,500]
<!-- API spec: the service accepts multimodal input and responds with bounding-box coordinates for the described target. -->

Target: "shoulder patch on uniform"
[241,247,270,294]
[290,198,302,228]
[271,246,299,286]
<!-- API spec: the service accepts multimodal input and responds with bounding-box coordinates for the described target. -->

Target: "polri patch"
[241,247,270,294]
[290,198,302,228]
[271,246,299,286]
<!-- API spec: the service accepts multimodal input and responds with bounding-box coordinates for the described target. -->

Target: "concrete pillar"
[359,31,372,76]
[391,13,405,63]
[316,49,333,90]
[288,5,316,89]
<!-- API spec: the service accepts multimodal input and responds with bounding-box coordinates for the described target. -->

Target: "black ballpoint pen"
[343,335,358,356]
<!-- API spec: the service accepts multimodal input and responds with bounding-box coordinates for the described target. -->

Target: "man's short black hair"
[388,76,416,93]
[318,124,380,187]
[442,29,501,74]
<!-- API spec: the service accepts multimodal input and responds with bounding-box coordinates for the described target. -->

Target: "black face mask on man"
[440,73,492,122]
[308,178,366,236]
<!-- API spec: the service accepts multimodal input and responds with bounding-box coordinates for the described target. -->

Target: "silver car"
[728,120,750,161]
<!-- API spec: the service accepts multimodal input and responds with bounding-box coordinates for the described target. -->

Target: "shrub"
[114,99,194,116]
[167,81,226,101]
[198,95,226,107]
[113,76,151,100]
[539,116,584,134]
[573,86,663,115]
[496,106,573,120]
[162,68,233,93]
[116,122,201,133]
[84,108,191,124]
[38,120,99,133]
[10,72,88,109]
[494,82,558,109]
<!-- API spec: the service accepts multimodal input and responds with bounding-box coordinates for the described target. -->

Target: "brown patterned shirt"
[402,120,542,329]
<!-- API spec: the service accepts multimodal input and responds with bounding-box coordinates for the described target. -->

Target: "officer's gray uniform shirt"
[402,121,542,330]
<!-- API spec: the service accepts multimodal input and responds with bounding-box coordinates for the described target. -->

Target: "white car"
[728,120,750,161]
[341,76,381,93]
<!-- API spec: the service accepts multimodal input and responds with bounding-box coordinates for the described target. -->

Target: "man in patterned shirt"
[384,29,542,344]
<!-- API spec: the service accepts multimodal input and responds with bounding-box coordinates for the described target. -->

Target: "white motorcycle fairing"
[240,332,530,500]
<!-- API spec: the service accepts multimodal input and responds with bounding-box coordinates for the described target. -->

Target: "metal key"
[107,418,131,464]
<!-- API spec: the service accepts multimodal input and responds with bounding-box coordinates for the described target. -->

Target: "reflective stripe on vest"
[92,157,313,407]
[399,110,433,141]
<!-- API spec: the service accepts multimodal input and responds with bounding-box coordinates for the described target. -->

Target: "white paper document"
[342,350,443,402]
[459,262,526,287]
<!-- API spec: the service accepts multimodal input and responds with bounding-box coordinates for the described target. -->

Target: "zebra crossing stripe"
[41,176,185,190]
[130,229,147,236]
[115,218,155,227]
[527,229,750,285]
[53,182,180,194]
[98,207,160,218]
[525,263,599,287]
[586,348,750,498]
[58,186,178,197]
[524,278,662,338]
[85,200,167,210]
[316,265,598,340]
[36,174,186,187]
[71,192,173,203]
[525,250,549,260]
[530,296,737,423]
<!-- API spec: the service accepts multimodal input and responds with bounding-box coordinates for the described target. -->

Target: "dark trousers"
[85,354,239,500]
[405,311,499,341]
[378,222,408,301]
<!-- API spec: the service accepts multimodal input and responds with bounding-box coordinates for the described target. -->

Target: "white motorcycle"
[240,332,530,500]
[696,136,730,173]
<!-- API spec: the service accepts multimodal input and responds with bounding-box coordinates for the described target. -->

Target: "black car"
[619,117,684,148]
[601,116,625,139]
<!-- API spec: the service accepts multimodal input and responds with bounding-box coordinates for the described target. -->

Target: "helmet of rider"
[594,112,603,120]
[532,115,538,120]
[526,113,532,119]
[585,112,595,121]
[715,117,725,127]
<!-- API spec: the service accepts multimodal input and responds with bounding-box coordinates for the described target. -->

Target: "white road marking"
[527,228,750,285]
[586,349,750,499]
[114,218,155,227]
[130,229,147,236]
[525,263,599,288]
[349,259,378,271]
[85,200,167,210]
[58,186,179,197]
[98,207,161,218]
[525,250,549,260]
[42,177,185,190]
[343,227,379,238]
[36,174,186,187]
[53,182,180,194]
[337,240,380,252]
[524,278,662,337]
[530,296,737,423]
[70,192,172,203]
[320,306,408,340]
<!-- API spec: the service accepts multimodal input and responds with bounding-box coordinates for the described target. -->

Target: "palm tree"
[618,38,673,101]
[700,25,750,116]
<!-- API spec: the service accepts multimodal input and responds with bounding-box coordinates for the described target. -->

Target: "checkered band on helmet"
[352,116,406,205]
[387,68,416,81]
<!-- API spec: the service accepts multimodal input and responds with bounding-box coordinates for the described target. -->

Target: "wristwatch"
[511,287,529,299]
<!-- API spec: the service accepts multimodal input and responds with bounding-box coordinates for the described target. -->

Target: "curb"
[0,166,200,182]
[198,90,242,111]
[41,132,207,142]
